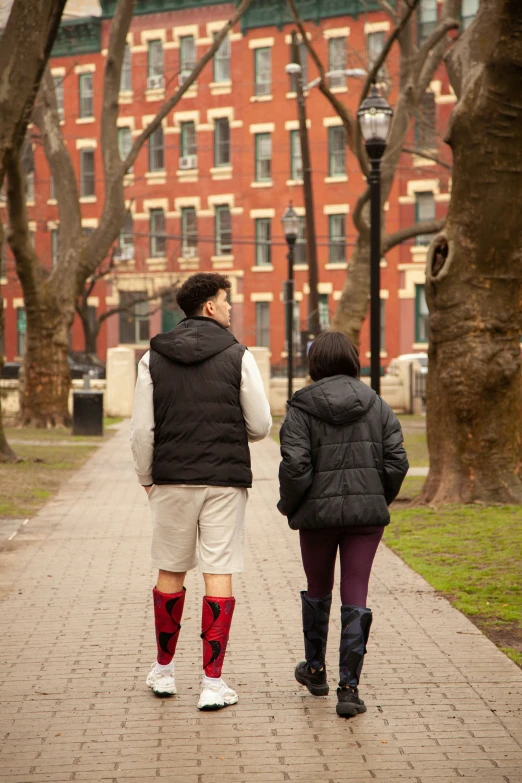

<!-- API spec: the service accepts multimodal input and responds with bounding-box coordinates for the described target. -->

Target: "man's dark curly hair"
[176,273,231,317]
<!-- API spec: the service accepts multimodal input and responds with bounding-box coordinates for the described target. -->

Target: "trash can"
[72,390,104,436]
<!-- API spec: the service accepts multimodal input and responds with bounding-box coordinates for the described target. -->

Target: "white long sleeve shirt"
[130,349,272,486]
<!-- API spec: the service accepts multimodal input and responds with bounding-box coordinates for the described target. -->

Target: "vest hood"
[290,374,377,425]
[150,317,238,365]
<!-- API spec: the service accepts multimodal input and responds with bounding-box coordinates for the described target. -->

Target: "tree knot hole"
[431,237,449,277]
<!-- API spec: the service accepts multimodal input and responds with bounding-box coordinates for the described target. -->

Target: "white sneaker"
[197,677,238,711]
[146,664,176,697]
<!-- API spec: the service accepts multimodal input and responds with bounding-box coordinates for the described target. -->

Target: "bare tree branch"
[383,218,445,252]
[360,0,421,103]
[33,68,82,285]
[5,153,42,298]
[285,0,358,156]
[375,0,399,23]
[402,146,453,169]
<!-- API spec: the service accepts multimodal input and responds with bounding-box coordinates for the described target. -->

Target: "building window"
[180,35,196,73]
[289,41,307,91]
[255,133,272,182]
[148,126,164,172]
[214,118,231,167]
[328,38,346,87]
[214,34,231,83]
[180,121,197,161]
[290,130,303,180]
[319,293,330,331]
[117,211,134,259]
[415,284,429,343]
[80,149,95,197]
[147,40,164,87]
[120,44,132,91]
[255,218,271,266]
[118,126,132,163]
[17,307,26,356]
[415,192,435,245]
[415,91,436,150]
[328,126,346,176]
[119,292,149,345]
[255,302,270,348]
[294,216,306,265]
[22,139,34,202]
[53,75,64,120]
[79,73,94,119]
[150,208,166,257]
[51,227,59,267]
[215,205,232,255]
[181,207,197,256]
[462,0,479,29]
[329,214,346,263]
[418,0,437,43]
[254,47,271,95]
[367,31,387,78]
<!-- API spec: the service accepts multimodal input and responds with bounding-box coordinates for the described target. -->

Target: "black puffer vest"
[149,317,252,488]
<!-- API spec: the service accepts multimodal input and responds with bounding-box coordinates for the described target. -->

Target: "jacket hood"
[150,316,238,365]
[290,374,377,425]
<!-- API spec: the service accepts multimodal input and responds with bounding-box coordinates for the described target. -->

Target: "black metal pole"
[286,242,295,400]
[369,157,381,395]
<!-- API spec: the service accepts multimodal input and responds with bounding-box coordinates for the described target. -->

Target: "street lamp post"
[281,203,300,400]
[357,84,393,395]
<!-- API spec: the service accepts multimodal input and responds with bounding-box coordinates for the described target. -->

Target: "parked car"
[68,352,106,380]
[2,353,105,380]
[386,352,428,377]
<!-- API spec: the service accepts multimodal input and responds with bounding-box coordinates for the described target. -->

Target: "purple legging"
[299,525,384,607]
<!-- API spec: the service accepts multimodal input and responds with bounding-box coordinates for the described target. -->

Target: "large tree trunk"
[21,287,74,427]
[421,0,522,504]
[331,237,370,344]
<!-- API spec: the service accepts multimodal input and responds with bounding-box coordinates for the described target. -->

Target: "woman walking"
[277,331,408,717]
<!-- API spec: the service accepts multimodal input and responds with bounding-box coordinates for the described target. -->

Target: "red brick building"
[0,0,475,371]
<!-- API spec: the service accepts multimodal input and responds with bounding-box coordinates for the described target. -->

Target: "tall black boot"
[294,591,332,696]
[337,605,372,717]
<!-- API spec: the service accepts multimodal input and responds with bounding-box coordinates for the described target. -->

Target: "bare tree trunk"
[420,0,522,504]
[7,152,76,427]
[0,0,66,439]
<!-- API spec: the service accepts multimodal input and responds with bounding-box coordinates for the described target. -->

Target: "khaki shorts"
[148,484,248,574]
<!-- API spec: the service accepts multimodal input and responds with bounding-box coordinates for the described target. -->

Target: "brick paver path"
[1,423,521,783]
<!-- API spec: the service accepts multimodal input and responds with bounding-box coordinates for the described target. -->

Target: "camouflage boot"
[294,591,332,696]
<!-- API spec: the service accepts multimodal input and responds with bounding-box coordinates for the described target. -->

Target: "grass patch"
[0,444,97,519]
[386,504,522,667]
[104,416,124,427]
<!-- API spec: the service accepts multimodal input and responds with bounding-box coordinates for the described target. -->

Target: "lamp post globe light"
[357,84,393,394]
[281,203,300,400]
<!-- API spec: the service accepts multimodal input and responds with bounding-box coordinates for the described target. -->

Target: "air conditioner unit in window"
[255,82,271,96]
[178,69,195,86]
[114,245,134,261]
[182,246,197,259]
[147,74,164,90]
[179,155,197,170]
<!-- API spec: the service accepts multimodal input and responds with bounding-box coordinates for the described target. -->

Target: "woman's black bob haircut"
[308,331,360,382]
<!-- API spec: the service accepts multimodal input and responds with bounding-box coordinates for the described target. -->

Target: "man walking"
[131,273,272,711]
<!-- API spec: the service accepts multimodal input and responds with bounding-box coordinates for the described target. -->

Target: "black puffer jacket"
[277,374,409,529]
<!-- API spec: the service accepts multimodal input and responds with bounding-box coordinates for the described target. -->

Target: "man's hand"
[144,485,152,495]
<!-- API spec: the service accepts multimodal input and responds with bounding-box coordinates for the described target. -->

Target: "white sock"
[155,661,174,675]
[202,674,222,687]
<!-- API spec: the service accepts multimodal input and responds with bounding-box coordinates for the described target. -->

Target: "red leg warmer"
[153,586,185,666]
[201,596,235,678]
